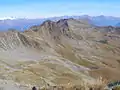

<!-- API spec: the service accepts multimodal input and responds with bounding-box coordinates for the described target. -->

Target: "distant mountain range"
[1,15,120,31]
[115,22,120,26]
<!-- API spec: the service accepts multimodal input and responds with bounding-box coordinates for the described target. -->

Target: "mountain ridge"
[0,18,120,89]
[0,15,120,31]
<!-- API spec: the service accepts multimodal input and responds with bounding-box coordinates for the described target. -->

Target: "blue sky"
[0,0,120,19]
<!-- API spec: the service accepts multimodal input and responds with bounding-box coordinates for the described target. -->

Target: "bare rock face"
[0,18,120,89]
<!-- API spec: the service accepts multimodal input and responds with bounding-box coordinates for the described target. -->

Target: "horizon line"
[0,15,120,20]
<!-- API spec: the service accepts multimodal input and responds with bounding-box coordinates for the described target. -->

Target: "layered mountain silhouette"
[0,18,120,89]
[1,15,120,31]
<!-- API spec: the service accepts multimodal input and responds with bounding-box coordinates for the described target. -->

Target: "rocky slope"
[0,18,120,89]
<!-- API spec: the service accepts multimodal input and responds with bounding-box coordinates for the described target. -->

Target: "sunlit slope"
[0,18,120,89]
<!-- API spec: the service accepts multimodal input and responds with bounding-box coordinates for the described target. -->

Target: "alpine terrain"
[0,18,120,90]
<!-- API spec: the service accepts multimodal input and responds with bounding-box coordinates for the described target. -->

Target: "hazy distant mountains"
[0,19,45,31]
[115,22,120,26]
[1,15,120,31]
